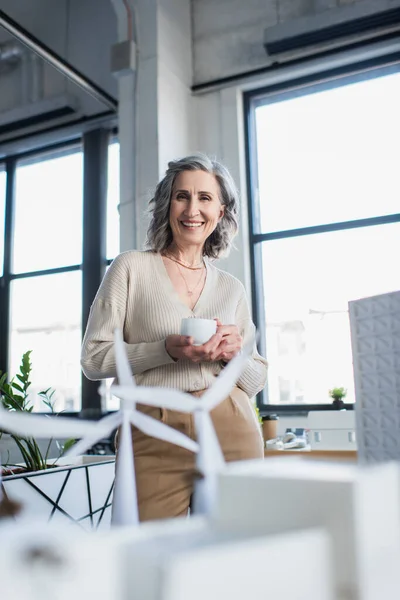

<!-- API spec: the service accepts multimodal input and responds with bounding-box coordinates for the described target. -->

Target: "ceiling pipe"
[0,8,118,111]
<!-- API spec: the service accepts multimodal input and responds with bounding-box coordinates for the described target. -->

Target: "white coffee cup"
[181,318,217,346]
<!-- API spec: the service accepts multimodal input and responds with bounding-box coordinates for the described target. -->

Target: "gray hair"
[145,154,239,259]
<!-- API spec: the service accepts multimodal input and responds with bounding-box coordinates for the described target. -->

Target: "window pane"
[0,168,5,277]
[12,150,83,273]
[260,223,400,405]
[102,379,121,412]
[9,271,82,412]
[107,142,120,260]
[255,71,400,234]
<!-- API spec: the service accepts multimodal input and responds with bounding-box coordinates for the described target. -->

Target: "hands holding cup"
[213,318,243,363]
[165,318,242,363]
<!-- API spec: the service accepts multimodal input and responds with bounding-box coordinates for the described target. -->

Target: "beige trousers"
[117,385,264,522]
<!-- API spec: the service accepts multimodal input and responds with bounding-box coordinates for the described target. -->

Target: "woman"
[81,154,267,521]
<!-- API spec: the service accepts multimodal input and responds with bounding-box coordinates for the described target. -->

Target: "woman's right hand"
[165,333,223,363]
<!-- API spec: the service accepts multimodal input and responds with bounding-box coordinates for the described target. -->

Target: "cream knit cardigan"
[81,250,268,398]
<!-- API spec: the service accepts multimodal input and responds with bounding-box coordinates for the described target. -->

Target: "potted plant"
[0,351,115,530]
[329,387,347,410]
[0,350,75,475]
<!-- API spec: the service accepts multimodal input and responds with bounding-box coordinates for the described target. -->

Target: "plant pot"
[1,455,115,530]
[332,398,345,410]
[1,466,27,477]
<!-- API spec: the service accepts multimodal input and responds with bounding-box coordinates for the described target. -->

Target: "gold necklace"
[176,262,205,297]
[164,252,204,271]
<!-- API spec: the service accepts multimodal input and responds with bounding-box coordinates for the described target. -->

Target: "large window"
[1,133,120,413]
[10,271,82,411]
[13,152,84,273]
[9,149,83,411]
[247,67,400,408]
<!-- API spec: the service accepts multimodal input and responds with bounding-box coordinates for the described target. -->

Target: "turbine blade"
[130,411,199,454]
[111,385,197,413]
[194,411,224,474]
[0,404,110,439]
[64,436,104,458]
[201,339,254,412]
[111,418,139,526]
[192,412,224,517]
[64,413,122,458]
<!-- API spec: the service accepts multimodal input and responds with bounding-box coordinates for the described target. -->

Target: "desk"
[264,449,357,461]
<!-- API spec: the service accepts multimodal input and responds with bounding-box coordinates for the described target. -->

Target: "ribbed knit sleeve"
[81,253,175,380]
[234,286,268,398]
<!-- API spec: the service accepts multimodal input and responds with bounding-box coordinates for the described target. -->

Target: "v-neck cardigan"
[81,250,268,398]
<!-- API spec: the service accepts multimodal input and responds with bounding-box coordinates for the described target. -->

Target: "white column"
[111,0,193,252]
[110,0,138,252]
[193,87,252,293]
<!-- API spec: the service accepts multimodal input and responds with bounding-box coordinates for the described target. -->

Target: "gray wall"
[0,0,382,138]
[0,0,118,140]
[192,0,367,84]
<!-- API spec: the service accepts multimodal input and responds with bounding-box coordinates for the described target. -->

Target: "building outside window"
[246,67,400,408]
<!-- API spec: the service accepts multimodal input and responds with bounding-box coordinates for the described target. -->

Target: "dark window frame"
[244,58,400,415]
[0,130,116,417]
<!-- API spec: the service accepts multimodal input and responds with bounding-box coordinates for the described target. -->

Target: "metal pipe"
[0,9,118,111]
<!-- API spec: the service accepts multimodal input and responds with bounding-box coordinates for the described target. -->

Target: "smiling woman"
[169,170,225,247]
[80,153,268,523]
[146,154,239,260]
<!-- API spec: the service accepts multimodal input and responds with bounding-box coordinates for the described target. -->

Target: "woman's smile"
[179,219,205,229]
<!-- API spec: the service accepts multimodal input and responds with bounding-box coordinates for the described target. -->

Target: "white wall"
[158,0,193,173]
[193,87,251,291]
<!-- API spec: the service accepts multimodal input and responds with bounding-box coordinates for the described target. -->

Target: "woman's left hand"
[213,319,242,363]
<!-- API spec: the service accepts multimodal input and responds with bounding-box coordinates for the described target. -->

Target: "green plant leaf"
[16,374,30,390]
[38,388,52,396]
[11,381,24,393]
[1,349,59,473]
[61,438,76,454]
[329,386,347,400]
[21,351,32,374]
[10,393,24,405]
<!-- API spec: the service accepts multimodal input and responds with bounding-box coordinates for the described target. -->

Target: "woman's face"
[169,170,225,249]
